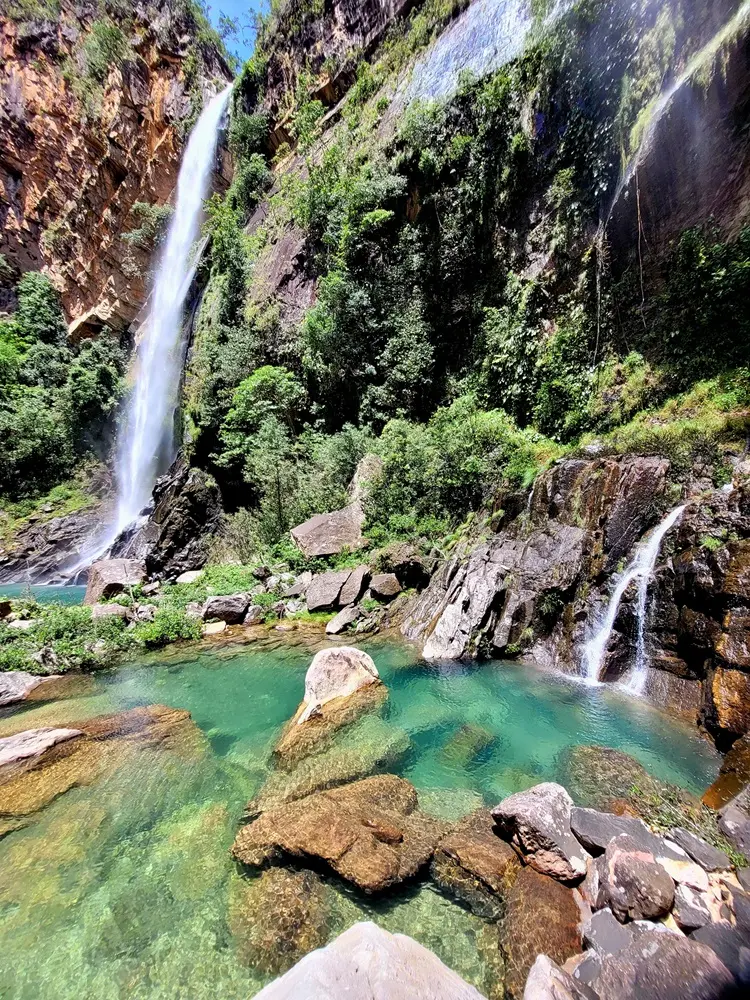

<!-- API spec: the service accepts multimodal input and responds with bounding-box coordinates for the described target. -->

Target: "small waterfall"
[583,505,686,687]
[63,86,231,579]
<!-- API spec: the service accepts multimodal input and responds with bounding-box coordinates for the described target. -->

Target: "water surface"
[0,638,720,999]
[0,584,86,605]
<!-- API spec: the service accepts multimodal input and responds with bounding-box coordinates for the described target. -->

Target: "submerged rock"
[502,867,583,999]
[232,774,446,893]
[297,646,380,725]
[431,809,520,919]
[492,783,590,882]
[229,868,330,975]
[252,920,486,999]
[83,558,145,605]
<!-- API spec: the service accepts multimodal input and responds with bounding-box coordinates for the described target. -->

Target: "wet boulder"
[297,646,380,724]
[84,558,145,605]
[431,809,521,919]
[492,782,590,882]
[232,774,446,893]
[251,920,486,1000]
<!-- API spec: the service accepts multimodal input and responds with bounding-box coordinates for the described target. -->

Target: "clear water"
[0,584,86,605]
[0,638,719,999]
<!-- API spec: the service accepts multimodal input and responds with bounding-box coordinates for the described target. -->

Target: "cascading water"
[64,86,231,578]
[583,505,686,688]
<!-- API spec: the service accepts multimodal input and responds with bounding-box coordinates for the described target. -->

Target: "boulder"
[91,603,129,620]
[523,955,594,1000]
[232,774,446,893]
[6,618,36,631]
[176,570,203,584]
[298,646,380,724]
[290,504,365,558]
[283,571,313,598]
[492,783,590,882]
[83,558,145,605]
[710,667,750,738]
[600,834,675,922]
[592,933,734,999]
[691,921,750,981]
[0,727,82,771]
[306,570,352,612]
[203,621,227,635]
[229,868,330,975]
[672,883,711,931]
[339,564,370,606]
[431,809,521,918]
[667,828,731,872]
[582,907,634,957]
[703,732,750,808]
[370,573,402,601]
[503,867,583,998]
[325,605,361,635]
[251,921,485,1000]
[243,605,265,625]
[718,785,750,855]
[202,593,249,624]
[0,671,46,707]
[570,808,653,855]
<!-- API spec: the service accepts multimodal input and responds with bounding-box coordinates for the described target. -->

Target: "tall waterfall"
[583,505,686,687]
[115,85,232,535]
[64,86,231,579]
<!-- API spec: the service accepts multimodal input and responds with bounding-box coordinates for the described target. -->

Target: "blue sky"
[207,0,264,64]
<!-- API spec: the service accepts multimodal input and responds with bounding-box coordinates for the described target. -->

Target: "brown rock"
[711,667,750,736]
[600,835,675,923]
[228,868,330,975]
[83,558,145,605]
[716,610,750,668]
[704,731,750,808]
[431,809,520,918]
[502,867,583,999]
[232,774,446,893]
[297,646,380,724]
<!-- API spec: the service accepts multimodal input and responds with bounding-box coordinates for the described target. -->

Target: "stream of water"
[62,87,232,579]
[0,638,719,1000]
[584,506,686,687]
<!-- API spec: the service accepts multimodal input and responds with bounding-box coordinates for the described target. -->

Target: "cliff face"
[0,0,232,335]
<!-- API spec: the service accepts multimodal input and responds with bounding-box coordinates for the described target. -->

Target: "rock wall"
[0,0,232,332]
[402,456,750,747]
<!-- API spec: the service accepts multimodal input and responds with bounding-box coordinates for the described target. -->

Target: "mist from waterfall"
[583,505,686,687]
[63,86,231,579]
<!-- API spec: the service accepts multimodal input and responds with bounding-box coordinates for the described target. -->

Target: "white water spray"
[583,505,686,688]
[63,87,231,579]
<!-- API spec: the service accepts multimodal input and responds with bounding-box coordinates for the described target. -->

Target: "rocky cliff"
[0,0,232,334]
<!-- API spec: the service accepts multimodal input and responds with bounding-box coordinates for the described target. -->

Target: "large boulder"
[325,605,361,635]
[306,570,352,612]
[83,558,145,604]
[591,931,734,999]
[291,504,365,558]
[232,774,446,893]
[600,834,675,922]
[339,564,370,606]
[523,955,593,1000]
[492,783,590,882]
[431,809,521,918]
[297,646,380,724]
[202,593,250,624]
[502,866,583,998]
[252,921,486,1000]
[0,671,47,707]
[370,573,402,601]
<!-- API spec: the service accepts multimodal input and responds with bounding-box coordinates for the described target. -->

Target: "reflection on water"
[0,639,720,999]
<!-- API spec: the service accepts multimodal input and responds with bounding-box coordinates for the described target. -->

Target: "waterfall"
[63,86,231,579]
[583,505,686,687]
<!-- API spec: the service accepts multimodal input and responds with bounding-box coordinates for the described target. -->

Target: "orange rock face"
[710,667,750,737]
[0,2,231,333]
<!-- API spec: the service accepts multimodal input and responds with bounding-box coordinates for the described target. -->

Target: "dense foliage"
[0,274,125,496]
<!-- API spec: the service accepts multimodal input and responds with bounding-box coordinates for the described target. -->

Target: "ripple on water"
[0,641,720,999]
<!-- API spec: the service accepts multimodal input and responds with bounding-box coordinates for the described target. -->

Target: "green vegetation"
[0,273,125,497]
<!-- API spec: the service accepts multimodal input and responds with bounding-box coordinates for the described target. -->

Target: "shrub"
[134,609,202,648]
